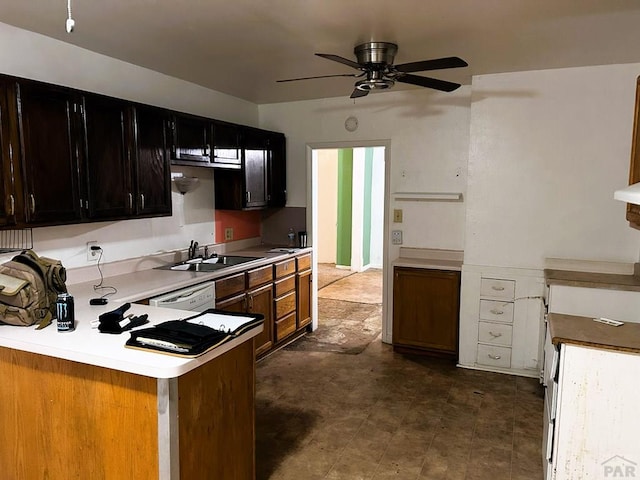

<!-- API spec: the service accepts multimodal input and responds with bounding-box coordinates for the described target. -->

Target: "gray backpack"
[0,250,68,326]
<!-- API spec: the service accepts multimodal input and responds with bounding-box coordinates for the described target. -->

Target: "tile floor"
[255,265,543,480]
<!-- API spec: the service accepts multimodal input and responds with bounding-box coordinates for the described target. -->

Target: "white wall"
[0,23,259,269]
[465,64,640,269]
[259,87,472,256]
[370,146,385,268]
[316,149,338,263]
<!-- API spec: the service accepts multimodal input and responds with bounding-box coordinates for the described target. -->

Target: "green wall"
[336,149,353,266]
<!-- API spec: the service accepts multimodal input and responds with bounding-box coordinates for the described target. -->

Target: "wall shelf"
[392,192,463,201]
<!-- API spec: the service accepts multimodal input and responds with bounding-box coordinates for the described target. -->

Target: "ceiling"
[2,1,640,104]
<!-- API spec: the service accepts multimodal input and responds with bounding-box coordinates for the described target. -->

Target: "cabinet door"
[248,283,273,357]
[83,94,132,219]
[296,269,311,329]
[17,81,83,225]
[212,120,241,166]
[626,77,640,225]
[392,267,461,357]
[244,149,267,208]
[133,105,171,216]
[170,114,210,164]
[267,132,286,208]
[0,80,19,226]
[215,292,246,313]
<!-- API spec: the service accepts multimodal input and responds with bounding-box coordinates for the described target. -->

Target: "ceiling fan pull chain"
[65,0,75,33]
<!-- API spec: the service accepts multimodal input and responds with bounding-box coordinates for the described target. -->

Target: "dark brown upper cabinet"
[214,126,286,211]
[83,93,132,220]
[132,105,171,217]
[212,120,241,168]
[16,81,83,225]
[83,96,171,221]
[0,79,21,227]
[267,132,286,208]
[169,113,211,166]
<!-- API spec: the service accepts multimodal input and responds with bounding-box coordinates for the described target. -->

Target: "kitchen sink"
[157,255,261,272]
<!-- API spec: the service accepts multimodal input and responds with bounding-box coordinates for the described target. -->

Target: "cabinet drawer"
[296,253,311,272]
[274,258,296,279]
[215,272,245,300]
[247,264,273,289]
[274,290,296,319]
[476,344,512,369]
[274,274,295,298]
[480,278,515,300]
[478,321,513,346]
[275,312,297,342]
[479,299,514,323]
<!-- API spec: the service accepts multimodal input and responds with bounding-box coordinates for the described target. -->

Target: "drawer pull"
[488,354,502,360]
[489,331,502,338]
[491,286,505,291]
[29,194,36,214]
[490,309,504,315]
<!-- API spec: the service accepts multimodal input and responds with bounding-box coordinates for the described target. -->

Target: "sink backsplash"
[261,207,307,246]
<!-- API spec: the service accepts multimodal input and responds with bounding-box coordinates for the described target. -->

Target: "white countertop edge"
[0,324,262,379]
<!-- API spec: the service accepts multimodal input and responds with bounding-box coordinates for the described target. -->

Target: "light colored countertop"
[392,247,463,271]
[549,313,640,354]
[545,268,640,293]
[0,246,313,379]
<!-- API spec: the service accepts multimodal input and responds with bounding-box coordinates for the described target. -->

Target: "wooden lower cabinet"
[0,339,256,479]
[215,252,313,358]
[296,268,311,328]
[248,283,273,356]
[392,266,460,358]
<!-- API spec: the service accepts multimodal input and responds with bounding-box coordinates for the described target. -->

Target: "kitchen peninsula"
[0,270,267,479]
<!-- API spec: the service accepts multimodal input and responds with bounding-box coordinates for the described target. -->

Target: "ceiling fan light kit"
[278,41,468,99]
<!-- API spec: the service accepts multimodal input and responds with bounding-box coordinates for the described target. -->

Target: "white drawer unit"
[459,265,545,378]
[476,343,512,369]
[478,321,513,346]
[480,278,515,300]
[479,299,514,323]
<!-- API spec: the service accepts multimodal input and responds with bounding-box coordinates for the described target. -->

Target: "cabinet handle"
[6,195,14,216]
[128,193,133,211]
[242,296,247,310]
[29,194,35,214]
[140,193,145,210]
[203,144,210,156]
[491,286,505,291]
[488,354,502,360]
[490,309,504,315]
[248,294,254,310]
[489,331,502,338]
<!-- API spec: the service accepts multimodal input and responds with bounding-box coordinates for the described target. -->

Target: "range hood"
[614,183,640,205]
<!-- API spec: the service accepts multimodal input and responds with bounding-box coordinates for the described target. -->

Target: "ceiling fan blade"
[277,73,358,83]
[397,74,461,92]
[316,53,362,70]
[350,88,369,99]
[395,56,468,73]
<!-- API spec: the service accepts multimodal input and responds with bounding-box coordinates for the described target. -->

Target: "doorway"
[306,141,392,346]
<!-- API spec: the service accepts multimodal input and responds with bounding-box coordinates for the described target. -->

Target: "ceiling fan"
[277,42,468,99]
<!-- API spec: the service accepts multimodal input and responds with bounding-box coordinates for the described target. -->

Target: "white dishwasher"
[148,281,215,311]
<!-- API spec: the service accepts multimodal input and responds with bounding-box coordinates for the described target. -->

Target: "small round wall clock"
[344,116,359,132]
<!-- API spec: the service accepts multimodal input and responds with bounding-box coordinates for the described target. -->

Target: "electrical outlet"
[224,228,234,241]
[391,230,403,245]
[393,209,403,223]
[87,241,99,261]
